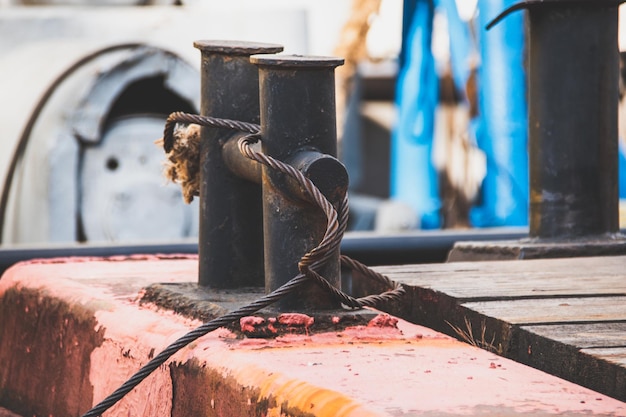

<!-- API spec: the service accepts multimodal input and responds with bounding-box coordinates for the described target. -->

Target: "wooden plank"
[371,255,626,402]
[378,256,626,300]
[461,296,626,325]
[376,255,626,276]
[581,347,626,367]
[511,325,626,401]
[522,323,626,349]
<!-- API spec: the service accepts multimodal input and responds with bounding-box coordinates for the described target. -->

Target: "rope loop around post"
[161,112,406,311]
[238,133,341,269]
[162,111,260,153]
[161,111,405,311]
[237,133,405,310]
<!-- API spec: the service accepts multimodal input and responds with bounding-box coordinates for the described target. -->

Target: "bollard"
[448,0,626,260]
[489,0,621,240]
[251,54,348,311]
[194,40,283,288]
[152,44,380,328]
[525,0,620,239]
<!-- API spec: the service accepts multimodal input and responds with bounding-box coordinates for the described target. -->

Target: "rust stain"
[277,313,315,329]
[232,363,376,417]
[0,286,105,417]
[366,313,398,328]
[240,316,267,333]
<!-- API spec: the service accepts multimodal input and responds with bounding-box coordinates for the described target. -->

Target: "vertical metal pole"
[194,41,283,288]
[251,55,345,311]
[527,2,620,239]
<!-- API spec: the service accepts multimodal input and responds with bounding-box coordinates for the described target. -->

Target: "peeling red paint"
[22,254,197,267]
[267,317,278,334]
[240,316,266,333]
[277,313,314,329]
[3,256,626,417]
[367,314,398,329]
[238,314,317,338]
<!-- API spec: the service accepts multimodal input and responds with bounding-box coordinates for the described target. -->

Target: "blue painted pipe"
[391,0,441,229]
[392,0,528,229]
[470,0,528,227]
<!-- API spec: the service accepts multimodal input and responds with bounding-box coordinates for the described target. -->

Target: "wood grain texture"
[522,322,626,349]
[374,256,626,299]
[462,296,626,324]
[375,255,626,402]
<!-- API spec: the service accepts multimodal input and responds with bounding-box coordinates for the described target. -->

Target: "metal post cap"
[250,54,344,68]
[193,40,283,55]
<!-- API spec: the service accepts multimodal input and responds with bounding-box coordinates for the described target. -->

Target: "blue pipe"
[470,0,528,227]
[391,0,441,229]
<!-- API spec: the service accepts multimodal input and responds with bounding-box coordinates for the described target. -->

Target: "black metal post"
[251,54,347,311]
[194,40,282,288]
[448,1,626,261]
[527,1,620,239]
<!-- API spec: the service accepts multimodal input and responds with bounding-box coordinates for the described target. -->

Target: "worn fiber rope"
[162,111,260,153]
[80,112,404,417]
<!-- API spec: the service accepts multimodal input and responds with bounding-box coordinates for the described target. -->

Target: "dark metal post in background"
[194,41,282,288]
[251,54,347,311]
[448,0,626,261]
[525,1,620,239]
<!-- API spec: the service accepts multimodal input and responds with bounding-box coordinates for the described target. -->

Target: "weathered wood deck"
[372,255,626,401]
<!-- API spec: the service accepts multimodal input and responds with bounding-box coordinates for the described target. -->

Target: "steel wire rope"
[166,111,406,308]
[81,273,310,417]
[80,113,405,417]
[81,132,341,417]
[239,134,405,309]
[167,114,404,310]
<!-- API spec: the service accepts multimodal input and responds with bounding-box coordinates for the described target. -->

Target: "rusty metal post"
[194,40,282,288]
[487,0,621,239]
[448,1,626,261]
[251,54,347,311]
[526,1,620,239]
